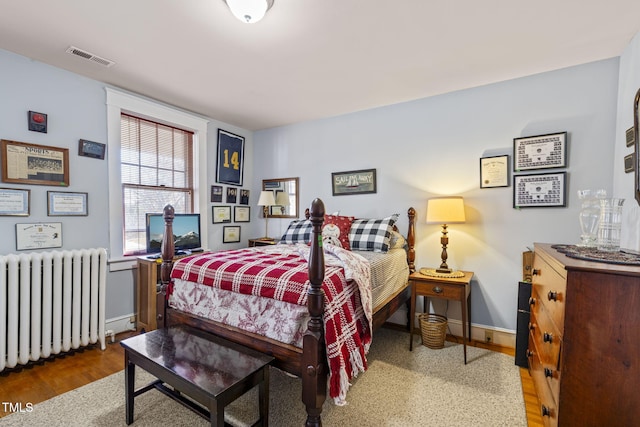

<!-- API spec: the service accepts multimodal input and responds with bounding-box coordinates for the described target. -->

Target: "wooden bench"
[120,326,274,426]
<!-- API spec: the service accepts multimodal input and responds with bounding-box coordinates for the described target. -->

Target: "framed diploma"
[16,222,62,250]
[212,206,231,223]
[480,155,509,188]
[1,139,69,186]
[47,191,88,216]
[0,188,30,216]
[223,226,241,243]
[513,132,567,171]
[513,172,567,208]
[234,206,250,222]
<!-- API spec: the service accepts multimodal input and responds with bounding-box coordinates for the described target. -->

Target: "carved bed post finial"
[302,198,326,427]
[158,204,175,329]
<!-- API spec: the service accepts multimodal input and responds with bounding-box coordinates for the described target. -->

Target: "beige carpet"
[1,328,526,426]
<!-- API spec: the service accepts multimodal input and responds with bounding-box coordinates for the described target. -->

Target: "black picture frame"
[234,206,250,222]
[223,225,241,243]
[216,129,244,186]
[513,171,567,208]
[212,205,231,223]
[28,111,47,133]
[226,187,237,204]
[78,139,106,160]
[513,132,567,171]
[480,155,510,188]
[211,185,223,203]
[331,169,377,196]
[240,189,250,205]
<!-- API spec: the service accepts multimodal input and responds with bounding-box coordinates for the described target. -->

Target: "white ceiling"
[1,1,640,131]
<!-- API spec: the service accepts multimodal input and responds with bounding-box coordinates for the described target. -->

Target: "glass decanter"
[577,189,606,247]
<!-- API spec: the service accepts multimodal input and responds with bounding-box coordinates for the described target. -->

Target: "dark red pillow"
[322,215,355,250]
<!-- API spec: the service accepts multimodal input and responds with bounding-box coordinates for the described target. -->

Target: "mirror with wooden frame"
[262,177,299,218]
[635,88,640,206]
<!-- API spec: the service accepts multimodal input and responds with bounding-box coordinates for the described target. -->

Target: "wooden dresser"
[528,243,640,426]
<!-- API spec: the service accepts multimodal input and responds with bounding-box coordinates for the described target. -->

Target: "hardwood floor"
[0,331,543,425]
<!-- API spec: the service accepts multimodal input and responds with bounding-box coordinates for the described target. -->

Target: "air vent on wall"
[65,46,115,68]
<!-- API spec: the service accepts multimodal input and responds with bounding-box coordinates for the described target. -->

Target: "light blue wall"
[254,58,620,332]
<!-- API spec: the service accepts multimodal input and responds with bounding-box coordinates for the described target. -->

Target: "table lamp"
[426,196,466,273]
[257,190,276,239]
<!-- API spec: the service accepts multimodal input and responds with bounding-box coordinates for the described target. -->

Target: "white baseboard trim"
[105,314,136,338]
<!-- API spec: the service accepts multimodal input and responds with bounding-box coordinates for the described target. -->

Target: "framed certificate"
[480,155,509,188]
[513,132,567,171]
[216,129,244,186]
[16,222,62,250]
[223,226,241,243]
[0,188,30,216]
[234,206,250,222]
[513,172,567,208]
[212,206,231,223]
[47,191,88,216]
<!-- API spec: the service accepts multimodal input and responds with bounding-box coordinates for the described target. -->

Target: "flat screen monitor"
[145,213,201,254]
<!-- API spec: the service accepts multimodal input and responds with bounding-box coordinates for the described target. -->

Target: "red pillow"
[322,215,355,250]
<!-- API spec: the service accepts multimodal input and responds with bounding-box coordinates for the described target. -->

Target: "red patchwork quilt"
[170,245,371,404]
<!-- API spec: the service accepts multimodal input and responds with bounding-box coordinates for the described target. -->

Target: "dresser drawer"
[529,289,562,368]
[529,344,559,427]
[529,309,562,401]
[532,254,566,333]
[412,280,463,300]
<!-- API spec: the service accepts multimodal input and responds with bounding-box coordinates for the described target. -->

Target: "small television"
[145,213,201,254]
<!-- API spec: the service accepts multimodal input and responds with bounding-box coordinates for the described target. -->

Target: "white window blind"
[120,113,194,255]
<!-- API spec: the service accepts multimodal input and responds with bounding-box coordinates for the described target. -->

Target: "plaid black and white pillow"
[349,214,399,252]
[280,219,313,244]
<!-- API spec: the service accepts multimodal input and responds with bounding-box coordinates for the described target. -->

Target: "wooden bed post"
[157,204,175,329]
[302,198,327,427]
[407,207,416,273]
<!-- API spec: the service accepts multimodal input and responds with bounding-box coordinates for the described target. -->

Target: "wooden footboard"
[158,201,416,426]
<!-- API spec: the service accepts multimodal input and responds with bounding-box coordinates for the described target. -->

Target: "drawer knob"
[544,367,554,378]
[547,291,558,301]
[433,286,443,294]
[526,349,534,358]
[541,405,551,417]
[532,269,540,276]
[528,297,536,306]
[528,322,535,331]
[543,332,553,343]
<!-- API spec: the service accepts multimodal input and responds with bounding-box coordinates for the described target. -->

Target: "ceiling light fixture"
[224,0,274,24]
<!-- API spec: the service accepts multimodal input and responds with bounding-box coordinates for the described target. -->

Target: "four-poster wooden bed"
[157,198,416,426]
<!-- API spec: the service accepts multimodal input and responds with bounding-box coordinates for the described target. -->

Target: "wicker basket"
[419,313,447,349]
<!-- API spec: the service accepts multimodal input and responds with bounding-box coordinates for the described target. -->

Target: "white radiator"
[0,248,107,372]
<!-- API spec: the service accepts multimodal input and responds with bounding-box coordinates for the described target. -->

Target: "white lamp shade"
[426,197,466,224]
[275,192,290,206]
[225,0,271,23]
[257,190,276,206]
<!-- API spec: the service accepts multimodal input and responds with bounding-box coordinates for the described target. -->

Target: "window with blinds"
[120,113,194,255]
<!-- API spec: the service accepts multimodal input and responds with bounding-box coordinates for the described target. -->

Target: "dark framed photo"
[28,111,47,133]
[234,206,250,222]
[216,129,244,186]
[1,139,69,186]
[211,185,223,202]
[625,153,635,173]
[331,168,377,196]
[513,172,567,208]
[212,206,231,223]
[513,132,567,171]
[223,225,241,243]
[47,191,88,216]
[626,127,635,147]
[480,155,509,188]
[240,189,250,205]
[0,188,30,216]
[226,187,237,203]
[78,139,106,159]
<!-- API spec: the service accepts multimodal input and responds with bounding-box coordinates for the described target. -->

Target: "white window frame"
[106,88,209,270]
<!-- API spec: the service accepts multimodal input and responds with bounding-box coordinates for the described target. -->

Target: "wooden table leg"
[409,280,416,351]
[461,295,468,365]
[259,366,270,426]
[125,353,135,425]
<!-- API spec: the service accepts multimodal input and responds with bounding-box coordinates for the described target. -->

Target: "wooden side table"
[409,270,474,364]
[248,237,277,247]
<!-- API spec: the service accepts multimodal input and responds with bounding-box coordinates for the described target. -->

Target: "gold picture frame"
[1,139,69,186]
